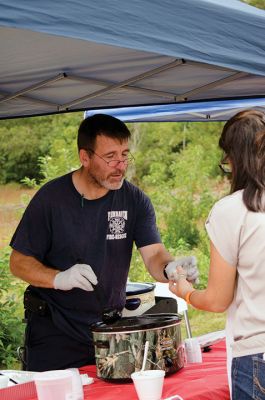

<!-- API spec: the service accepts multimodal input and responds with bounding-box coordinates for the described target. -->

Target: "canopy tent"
[84,98,265,122]
[0,0,265,120]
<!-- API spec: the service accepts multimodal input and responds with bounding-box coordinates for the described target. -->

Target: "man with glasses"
[9,113,198,371]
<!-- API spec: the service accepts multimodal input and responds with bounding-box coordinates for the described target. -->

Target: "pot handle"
[125,297,141,311]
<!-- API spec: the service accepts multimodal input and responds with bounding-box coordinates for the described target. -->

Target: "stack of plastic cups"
[67,368,84,400]
[34,368,84,400]
[184,337,202,363]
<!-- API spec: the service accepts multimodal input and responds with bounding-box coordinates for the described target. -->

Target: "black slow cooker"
[91,313,185,381]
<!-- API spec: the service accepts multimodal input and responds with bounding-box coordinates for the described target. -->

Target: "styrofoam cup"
[184,337,202,363]
[34,369,73,400]
[131,370,165,400]
[0,375,9,388]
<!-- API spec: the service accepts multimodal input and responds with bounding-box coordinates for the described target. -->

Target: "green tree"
[127,121,230,285]
[242,0,265,10]
[0,113,82,184]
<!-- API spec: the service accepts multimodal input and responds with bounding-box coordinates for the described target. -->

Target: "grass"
[184,308,225,338]
[0,183,36,248]
[1,183,226,347]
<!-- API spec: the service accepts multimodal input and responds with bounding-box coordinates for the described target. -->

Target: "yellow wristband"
[185,289,196,305]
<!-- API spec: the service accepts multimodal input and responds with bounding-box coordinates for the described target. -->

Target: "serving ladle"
[92,283,122,325]
[77,258,122,325]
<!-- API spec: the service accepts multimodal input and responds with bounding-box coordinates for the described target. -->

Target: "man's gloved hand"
[53,264,98,291]
[164,256,199,284]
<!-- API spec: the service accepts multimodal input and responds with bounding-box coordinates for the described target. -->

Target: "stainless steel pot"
[123,282,156,317]
[91,313,185,381]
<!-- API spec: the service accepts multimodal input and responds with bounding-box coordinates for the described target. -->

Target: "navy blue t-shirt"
[10,173,161,342]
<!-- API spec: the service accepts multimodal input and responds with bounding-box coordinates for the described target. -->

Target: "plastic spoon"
[140,340,150,373]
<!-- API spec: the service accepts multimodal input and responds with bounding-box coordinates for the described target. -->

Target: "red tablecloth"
[80,339,230,400]
[0,340,230,400]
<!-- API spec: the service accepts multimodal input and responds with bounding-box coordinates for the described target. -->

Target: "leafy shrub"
[129,245,154,283]
[0,247,25,368]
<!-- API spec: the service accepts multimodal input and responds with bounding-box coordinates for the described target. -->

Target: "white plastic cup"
[184,337,202,363]
[131,370,165,400]
[67,368,84,400]
[0,375,9,388]
[33,370,73,400]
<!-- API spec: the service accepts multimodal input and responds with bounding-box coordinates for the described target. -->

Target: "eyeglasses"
[86,148,134,168]
[219,155,232,174]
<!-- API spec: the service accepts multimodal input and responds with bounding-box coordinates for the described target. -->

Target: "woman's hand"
[168,266,194,299]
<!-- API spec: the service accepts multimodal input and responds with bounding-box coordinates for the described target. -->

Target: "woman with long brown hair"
[169,110,265,399]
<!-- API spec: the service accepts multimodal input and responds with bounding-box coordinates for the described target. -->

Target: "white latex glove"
[165,256,199,284]
[53,264,98,291]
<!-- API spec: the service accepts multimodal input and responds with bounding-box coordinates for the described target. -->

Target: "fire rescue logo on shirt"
[106,211,127,240]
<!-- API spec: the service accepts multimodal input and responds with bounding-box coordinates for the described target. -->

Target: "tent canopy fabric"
[84,98,265,122]
[0,0,265,119]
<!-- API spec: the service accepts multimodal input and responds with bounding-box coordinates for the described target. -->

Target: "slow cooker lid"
[91,313,181,332]
[126,282,155,296]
